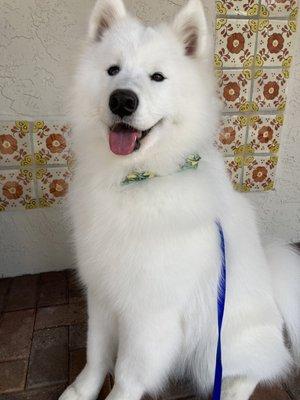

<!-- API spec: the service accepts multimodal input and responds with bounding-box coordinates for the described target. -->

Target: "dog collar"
[122,153,201,185]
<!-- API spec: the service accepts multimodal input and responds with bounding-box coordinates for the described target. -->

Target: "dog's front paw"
[59,384,96,400]
[59,386,81,400]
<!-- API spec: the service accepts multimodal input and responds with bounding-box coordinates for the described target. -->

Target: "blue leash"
[212,223,227,400]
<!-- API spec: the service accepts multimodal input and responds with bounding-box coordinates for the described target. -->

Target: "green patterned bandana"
[122,153,201,185]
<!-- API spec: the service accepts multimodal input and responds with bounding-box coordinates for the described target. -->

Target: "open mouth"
[108,121,160,156]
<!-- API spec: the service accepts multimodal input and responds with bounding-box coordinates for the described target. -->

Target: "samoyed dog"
[60,0,300,399]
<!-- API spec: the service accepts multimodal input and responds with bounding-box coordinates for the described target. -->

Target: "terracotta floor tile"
[285,374,300,397]
[35,303,87,330]
[0,309,35,362]
[1,385,66,399]
[38,271,68,307]
[69,348,86,384]
[99,375,113,400]
[250,384,290,399]
[0,359,27,394]
[5,275,38,311]
[27,326,68,389]
[69,323,87,350]
[0,278,11,313]
[67,271,86,304]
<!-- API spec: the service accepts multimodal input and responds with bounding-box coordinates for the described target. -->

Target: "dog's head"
[72,0,218,170]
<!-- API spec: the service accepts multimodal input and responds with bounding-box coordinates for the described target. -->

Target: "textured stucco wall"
[0,0,299,277]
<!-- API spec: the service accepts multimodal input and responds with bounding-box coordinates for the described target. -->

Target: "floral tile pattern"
[261,0,298,17]
[252,69,287,111]
[216,0,260,16]
[217,69,252,111]
[216,0,298,193]
[243,155,278,191]
[0,120,72,211]
[33,121,74,166]
[224,157,243,190]
[215,19,256,67]
[0,121,33,167]
[247,114,283,153]
[36,166,72,208]
[217,115,248,155]
[257,19,296,67]
[0,169,37,211]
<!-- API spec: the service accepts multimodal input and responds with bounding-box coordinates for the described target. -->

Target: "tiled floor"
[0,270,299,400]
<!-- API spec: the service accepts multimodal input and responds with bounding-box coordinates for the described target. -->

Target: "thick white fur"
[60,1,300,400]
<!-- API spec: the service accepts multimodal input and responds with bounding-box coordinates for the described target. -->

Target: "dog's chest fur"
[71,168,221,313]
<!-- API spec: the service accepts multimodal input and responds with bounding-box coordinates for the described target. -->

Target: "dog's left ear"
[172,0,212,59]
[88,0,127,41]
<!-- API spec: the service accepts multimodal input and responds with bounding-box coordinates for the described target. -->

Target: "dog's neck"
[121,153,201,185]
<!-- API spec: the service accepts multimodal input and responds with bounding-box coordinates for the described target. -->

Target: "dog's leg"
[221,377,258,400]
[106,311,182,400]
[59,294,116,400]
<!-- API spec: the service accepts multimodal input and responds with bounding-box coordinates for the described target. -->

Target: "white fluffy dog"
[60,1,300,399]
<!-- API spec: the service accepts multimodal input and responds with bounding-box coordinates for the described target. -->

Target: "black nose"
[109,89,139,118]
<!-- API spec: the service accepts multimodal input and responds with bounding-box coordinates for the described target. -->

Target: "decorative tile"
[260,0,298,17]
[243,155,278,191]
[32,121,73,166]
[216,0,260,16]
[224,157,243,190]
[215,19,256,68]
[257,19,297,68]
[217,115,247,155]
[252,69,287,111]
[217,69,252,111]
[0,121,33,167]
[247,114,283,154]
[0,169,37,211]
[36,166,72,208]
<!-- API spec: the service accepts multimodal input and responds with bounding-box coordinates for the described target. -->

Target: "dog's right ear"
[88,0,127,41]
[172,0,212,59]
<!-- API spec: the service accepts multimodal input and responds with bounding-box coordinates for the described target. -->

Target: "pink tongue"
[109,130,139,156]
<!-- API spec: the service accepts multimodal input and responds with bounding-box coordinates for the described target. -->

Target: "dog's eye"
[150,72,166,82]
[107,65,120,76]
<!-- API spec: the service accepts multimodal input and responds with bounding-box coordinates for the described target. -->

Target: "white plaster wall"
[0,0,299,277]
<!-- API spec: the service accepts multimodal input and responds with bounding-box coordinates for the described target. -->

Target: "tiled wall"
[0,1,299,211]
[216,0,298,191]
[0,121,73,211]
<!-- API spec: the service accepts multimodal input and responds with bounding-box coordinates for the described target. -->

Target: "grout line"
[221,110,284,116]
[28,121,39,203]
[216,14,294,21]
[0,163,69,171]
[24,274,39,390]
[0,115,70,120]
[2,278,13,316]
[224,152,277,158]
[219,66,284,71]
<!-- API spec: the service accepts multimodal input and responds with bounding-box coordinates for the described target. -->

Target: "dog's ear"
[172,0,211,59]
[88,0,127,41]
